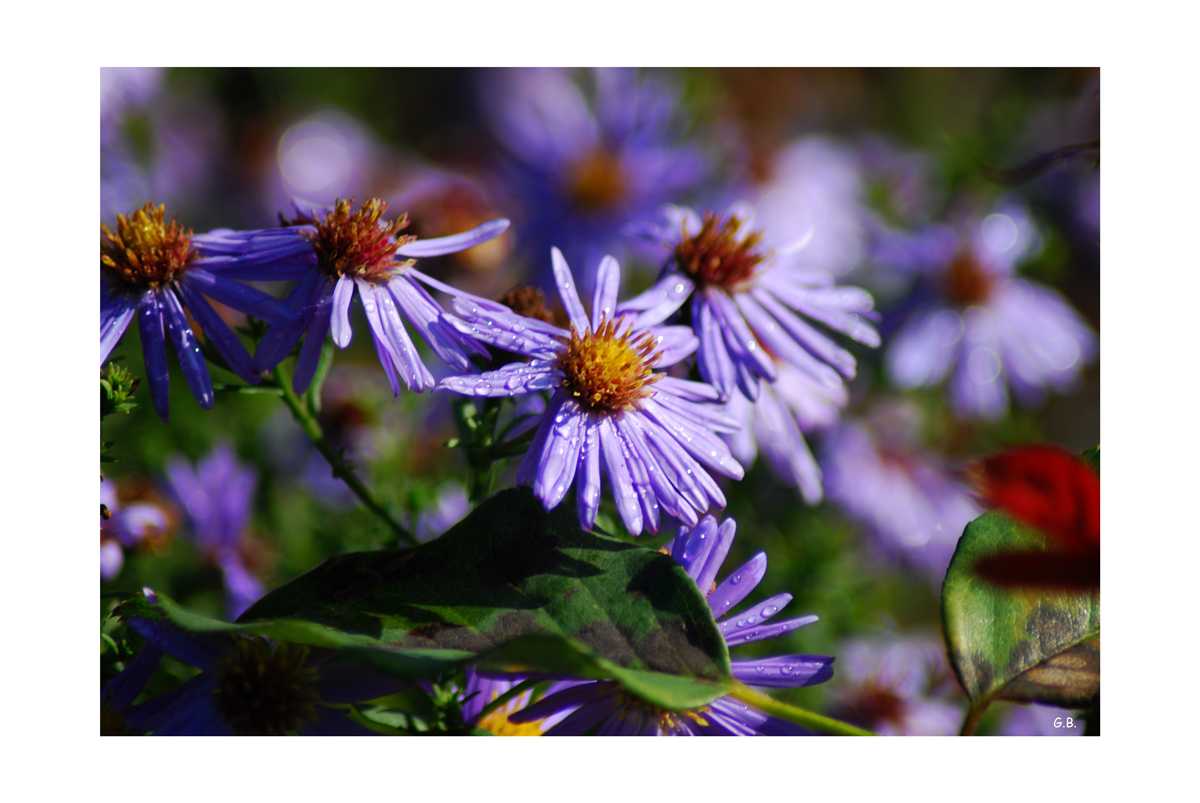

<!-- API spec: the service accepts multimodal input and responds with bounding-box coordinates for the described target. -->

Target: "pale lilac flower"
[410,481,471,542]
[442,249,743,535]
[751,137,868,278]
[998,703,1086,736]
[164,445,264,620]
[724,360,848,504]
[504,516,833,735]
[620,202,879,402]
[883,202,1097,419]
[828,634,963,736]
[199,198,508,394]
[482,68,708,290]
[101,480,168,581]
[821,402,981,582]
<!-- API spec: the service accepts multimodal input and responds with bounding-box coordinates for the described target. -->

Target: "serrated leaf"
[943,447,1100,717]
[240,487,731,680]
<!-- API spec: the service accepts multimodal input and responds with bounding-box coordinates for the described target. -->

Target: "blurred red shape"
[976,445,1099,550]
[971,445,1099,590]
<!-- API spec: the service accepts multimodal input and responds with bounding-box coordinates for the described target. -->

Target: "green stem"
[726,682,875,736]
[960,702,988,736]
[273,365,417,547]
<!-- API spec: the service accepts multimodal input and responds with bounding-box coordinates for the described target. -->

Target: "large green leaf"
[942,447,1100,724]
[240,487,731,680]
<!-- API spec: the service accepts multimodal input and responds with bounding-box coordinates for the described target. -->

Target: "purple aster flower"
[482,68,707,291]
[200,197,508,394]
[409,481,471,542]
[122,613,406,736]
[882,202,1098,419]
[101,479,169,582]
[998,703,1085,736]
[101,203,298,421]
[749,137,869,278]
[450,673,576,736]
[442,249,743,535]
[821,402,981,582]
[101,640,166,735]
[620,202,879,403]
[724,359,848,504]
[828,634,963,736]
[164,445,265,620]
[502,515,834,735]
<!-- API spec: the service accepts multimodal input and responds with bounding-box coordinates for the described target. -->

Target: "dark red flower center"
[673,212,767,291]
[564,148,627,212]
[286,197,416,285]
[214,638,321,736]
[101,202,198,290]
[944,252,995,306]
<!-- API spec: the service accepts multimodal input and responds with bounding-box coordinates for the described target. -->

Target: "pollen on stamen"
[555,316,663,412]
[101,202,198,291]
[284,197,417,285]
[673,212,768,291]
[614,688,712,731]
[214,637,321,736]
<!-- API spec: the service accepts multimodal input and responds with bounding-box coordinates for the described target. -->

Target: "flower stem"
[727,682,875,736]
[272,364,417,547]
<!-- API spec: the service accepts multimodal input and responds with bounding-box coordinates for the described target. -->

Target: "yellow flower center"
[101,202,198,290]
[555,317,662,412]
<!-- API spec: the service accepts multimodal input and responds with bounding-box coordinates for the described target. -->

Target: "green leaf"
[942,447,1100,725]
[241,487,731,680]
[478,633,731,710]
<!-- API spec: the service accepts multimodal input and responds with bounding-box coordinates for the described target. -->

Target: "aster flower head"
[101,203,299,420]
[828,633,963,736]
[123,611,407,736]
[620,202,880,403]
[482,68,708,290]
[199,197,508,395]
[442,249,744,535]
[501,516,834,735]
[882,201,1098,419]
[101,479,169,581]
[164,444,264,619]
[724,359,849,505]
[821,402,982,582]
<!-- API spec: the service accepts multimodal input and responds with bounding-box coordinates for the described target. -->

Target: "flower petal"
[330,275,356,348]
[592,255,621,324]
[395,218,510,257]
[162,288,214,410]
[101,286,137,365]
[706,552,767,618]
[552,247,591,334]
[137,291,171,421]
[731,655,834,688]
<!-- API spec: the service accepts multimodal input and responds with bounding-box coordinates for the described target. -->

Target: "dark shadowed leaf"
[942,447,1100,722]
[240,487,731,679]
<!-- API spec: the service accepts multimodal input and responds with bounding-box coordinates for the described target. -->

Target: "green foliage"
[942,447,1100,729]
[241,486,731,680]
[101,362,140,461]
